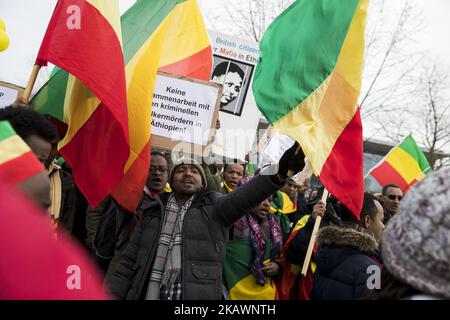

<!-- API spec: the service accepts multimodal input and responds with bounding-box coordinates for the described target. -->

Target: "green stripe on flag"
[0,121,16,141]
[399,135,432,173]
[253,0,359,124]
[223,239,272,290]
[30,70,68,121]
[121,0,187,63]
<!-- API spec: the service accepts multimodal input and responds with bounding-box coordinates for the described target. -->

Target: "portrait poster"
[208,31,262,161]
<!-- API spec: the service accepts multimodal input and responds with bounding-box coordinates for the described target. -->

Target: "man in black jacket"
[106,144,303,300]
[311,193,382,300]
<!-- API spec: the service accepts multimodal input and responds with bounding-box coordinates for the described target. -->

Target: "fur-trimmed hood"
[314,226,380,280]
[317,226,378,253]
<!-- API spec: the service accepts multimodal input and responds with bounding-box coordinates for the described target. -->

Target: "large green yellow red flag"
[0,121,45,186]
[34,0,128,208]
[31,0,212,211]
[110,0,212,211]
[223,240,277,300]
[366,135,432,192]
[253,0,368,217]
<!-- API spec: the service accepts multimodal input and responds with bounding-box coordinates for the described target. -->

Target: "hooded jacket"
[311,226,380,300]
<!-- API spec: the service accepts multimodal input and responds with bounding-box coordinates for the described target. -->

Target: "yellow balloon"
[0,18,5,31]
[0,29,9,52]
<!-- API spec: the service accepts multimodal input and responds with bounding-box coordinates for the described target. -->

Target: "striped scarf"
[145,194,194,300]
[247,213,282,286]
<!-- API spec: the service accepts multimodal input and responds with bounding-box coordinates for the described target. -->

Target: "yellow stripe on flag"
[279,192,297,214]
[229,274,276,300]
[273,0,368,176]
[57,0,123,151]
[158,0,211,68]
[59,76,100,149]
[0,135,30,164]
[122,15,173,170]
[386,147,427,184]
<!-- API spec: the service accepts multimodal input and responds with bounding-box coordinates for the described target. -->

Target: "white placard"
[263,131,295,163]
[208,31,262,161]
[151,74,220,146]
[0,85,19,108]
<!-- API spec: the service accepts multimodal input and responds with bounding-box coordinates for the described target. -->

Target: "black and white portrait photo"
[211,56,254,117]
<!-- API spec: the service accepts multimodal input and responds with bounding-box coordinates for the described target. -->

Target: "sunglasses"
[388,195,402,201]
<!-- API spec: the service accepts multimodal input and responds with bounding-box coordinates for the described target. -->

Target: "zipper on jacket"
[135,197,165,298]
[201,207,220,253]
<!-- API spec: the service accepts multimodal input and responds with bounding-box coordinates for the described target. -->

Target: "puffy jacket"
[106,174,284,300]
[311,226,380,300]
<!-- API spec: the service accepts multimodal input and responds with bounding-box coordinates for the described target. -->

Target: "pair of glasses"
[150,166,168,173]
[388,195,402,201]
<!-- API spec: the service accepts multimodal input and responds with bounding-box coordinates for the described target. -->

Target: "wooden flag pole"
[21,65,41,104]
[301,188,329,277]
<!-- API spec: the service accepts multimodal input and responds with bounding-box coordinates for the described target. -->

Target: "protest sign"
[263,131,295,163]
[150,72,221,157]
[208,31,262,161]
[0,82,23,108]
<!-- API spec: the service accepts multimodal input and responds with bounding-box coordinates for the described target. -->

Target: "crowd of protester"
[0,105,449,300]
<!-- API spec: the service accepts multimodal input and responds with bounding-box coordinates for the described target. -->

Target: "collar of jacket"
[139,188,216,213]
[316,226,378,253]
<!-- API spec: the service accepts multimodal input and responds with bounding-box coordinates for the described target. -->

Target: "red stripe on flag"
[159,46,213,81]
[0,151,45,186]
[370,161,409,192]
[319,108,364,219]
[0,184,109,300]
[59,103,130,207]
[36,0,128,141]
[111,142,151,212]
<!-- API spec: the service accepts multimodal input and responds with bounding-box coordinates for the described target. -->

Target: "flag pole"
[21,65,41,104]
[301,188,329,277]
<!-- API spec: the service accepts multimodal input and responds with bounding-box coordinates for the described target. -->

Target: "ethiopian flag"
[223,240,277,300]
[0,121,45,186]
[270,191,296,214]
[34,0,128,208]
[31,0,212,211]
[366,135,432,192]
[253,0,368,217]
[277,215,317,300]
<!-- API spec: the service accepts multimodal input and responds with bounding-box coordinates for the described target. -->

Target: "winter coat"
[106,174,284,300]
[311,226,380,300]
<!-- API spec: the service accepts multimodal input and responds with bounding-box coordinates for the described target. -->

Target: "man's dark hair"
[151,150,166,158]
[337,202,359,225]
[338,192,379,226]
[360,192,379,222]
[382,183,401,195]
[212,62,245,83]
[150,150,170,171]
[223,161,246,175]
[0,106,58,143]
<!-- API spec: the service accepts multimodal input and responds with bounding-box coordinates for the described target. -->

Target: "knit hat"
[168,158,207,188]
[381,167,450,299]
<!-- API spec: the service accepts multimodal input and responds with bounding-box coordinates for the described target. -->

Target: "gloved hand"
[277,141,305,180]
